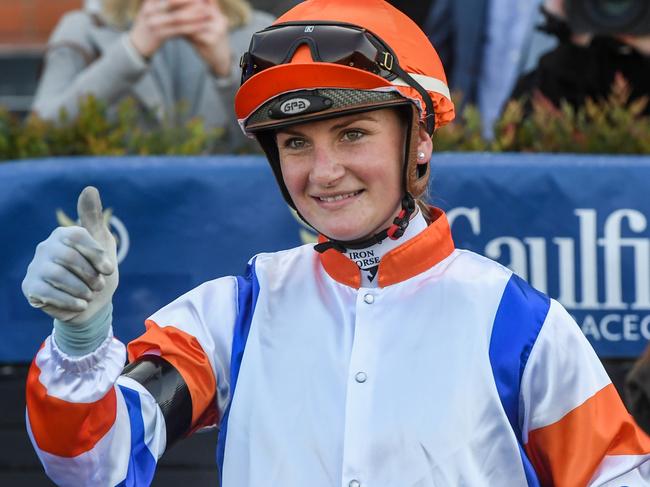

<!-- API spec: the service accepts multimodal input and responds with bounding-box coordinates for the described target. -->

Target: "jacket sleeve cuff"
[120,33,149,70]
[53,303,113,356]
[49,325,124,375]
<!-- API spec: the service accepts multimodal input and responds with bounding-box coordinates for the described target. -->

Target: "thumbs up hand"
[22,187,119,325]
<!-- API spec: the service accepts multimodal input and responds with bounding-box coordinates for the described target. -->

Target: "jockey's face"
[277,108,405,242]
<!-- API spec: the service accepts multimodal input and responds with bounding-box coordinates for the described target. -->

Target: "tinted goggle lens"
[240,23,397,84]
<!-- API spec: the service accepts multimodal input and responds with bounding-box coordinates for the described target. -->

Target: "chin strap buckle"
[387,194,416,240]
[387,210,409,239]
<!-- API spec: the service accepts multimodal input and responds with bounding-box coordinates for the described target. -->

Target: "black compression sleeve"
[121,355,193,447]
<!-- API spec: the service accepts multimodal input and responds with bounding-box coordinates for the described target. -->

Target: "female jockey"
[22,0,650,485]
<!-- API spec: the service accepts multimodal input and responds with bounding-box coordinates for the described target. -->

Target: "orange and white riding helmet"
[235,0,455,247]
[236,0,454,133]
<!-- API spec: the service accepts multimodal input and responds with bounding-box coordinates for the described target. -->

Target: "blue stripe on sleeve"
[116,385,157,487]
[217,257,260,481]
[489,273,550,487]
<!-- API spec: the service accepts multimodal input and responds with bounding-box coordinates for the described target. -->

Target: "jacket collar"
[318,207,455,288]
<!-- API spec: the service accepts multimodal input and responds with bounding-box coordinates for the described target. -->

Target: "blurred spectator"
[478,0,549,136]
[385,0,435,29]
[33,0,274,148]
[84,0,102,13]
[424,0,550,137]
[512,0,650,116]
[423,0,487,106]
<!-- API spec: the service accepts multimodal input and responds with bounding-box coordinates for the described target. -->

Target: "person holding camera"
[512,0,650,114]
[32,0,273,148]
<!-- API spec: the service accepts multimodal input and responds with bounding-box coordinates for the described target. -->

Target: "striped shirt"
[27,208,650,486]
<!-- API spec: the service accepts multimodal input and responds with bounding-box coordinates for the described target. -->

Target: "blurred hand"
[129,0,222,60]
[619,35,650,57]
[544,0,592,46]
[544,0,566,19]
[185,0,232,77]
[22,187,118,324]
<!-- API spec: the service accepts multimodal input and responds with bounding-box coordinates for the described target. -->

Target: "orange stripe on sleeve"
[127,321,218,430]
[525,383,650,486]
[26,357,117,458]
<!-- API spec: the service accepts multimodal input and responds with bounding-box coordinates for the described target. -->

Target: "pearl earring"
[417,151,426,161]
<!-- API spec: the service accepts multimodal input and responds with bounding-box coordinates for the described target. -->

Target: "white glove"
[22,187,119,325]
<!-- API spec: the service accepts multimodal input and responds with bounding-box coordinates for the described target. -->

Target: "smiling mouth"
[315,190,362,203]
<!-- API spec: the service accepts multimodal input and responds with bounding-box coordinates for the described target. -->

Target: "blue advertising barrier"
[2,154,650,361]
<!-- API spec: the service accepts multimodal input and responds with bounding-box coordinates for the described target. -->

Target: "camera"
[566,0,650,35]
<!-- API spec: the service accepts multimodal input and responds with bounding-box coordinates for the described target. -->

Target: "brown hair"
[100,0,251,30]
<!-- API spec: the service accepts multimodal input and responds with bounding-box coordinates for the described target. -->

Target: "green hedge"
[436,76,650,154]
[2,78,649,161]
[0,97,231,160]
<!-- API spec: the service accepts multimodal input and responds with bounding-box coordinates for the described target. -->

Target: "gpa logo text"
[280,98,311,115]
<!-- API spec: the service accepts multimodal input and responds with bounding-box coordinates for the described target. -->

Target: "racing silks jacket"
[26,208,650,486]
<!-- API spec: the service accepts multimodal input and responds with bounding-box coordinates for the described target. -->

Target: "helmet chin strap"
[313,193,416,254]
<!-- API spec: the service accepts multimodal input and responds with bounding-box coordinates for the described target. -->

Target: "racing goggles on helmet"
[239,21,435,133]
